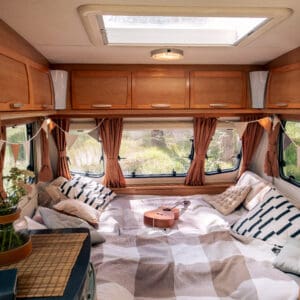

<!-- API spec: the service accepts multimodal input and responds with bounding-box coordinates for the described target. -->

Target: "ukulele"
[144,201,190,228]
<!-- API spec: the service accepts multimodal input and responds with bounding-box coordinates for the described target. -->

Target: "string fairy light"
[0,116,298,150]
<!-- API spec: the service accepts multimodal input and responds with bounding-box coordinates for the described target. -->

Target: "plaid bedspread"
[91,230,299,300]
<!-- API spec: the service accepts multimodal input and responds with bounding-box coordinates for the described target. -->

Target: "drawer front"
[72,71,131,109]
[29,66,54,110]
[190,71,248,108]
[132,71,189,109]
[0,54,30,111]
[266,63,300,108]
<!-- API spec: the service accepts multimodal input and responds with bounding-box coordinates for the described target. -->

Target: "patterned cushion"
[205,185,251,215]
[232,188,300,245]
[59,176,116,211]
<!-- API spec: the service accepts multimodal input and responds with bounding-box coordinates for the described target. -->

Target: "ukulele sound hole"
[163,208,171,211]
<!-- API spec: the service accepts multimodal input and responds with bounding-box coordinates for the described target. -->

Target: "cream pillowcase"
[244,185,271,210]
[53,199,101,225]
[206,185,251,215]
[273,238,300,275]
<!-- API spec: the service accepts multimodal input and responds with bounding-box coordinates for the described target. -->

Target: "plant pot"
[0,208,32,266]
[0,236,32,266]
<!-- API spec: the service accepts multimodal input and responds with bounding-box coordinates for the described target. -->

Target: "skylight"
[99,15,268,46]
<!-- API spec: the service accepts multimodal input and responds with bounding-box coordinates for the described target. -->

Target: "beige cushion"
[37,178,68,208]
[50,176,68,187]
[243,182,268,210]
[206,185,251,215]
[53,199,101,225]
[273,238,300,275]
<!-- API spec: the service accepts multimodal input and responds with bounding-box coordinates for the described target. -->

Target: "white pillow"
[273,238,300,275]
[53,199,101,225]
[244,184,271,210]
[24,216,47,230]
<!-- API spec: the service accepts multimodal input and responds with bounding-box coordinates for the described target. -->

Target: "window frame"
[279,120,300,187]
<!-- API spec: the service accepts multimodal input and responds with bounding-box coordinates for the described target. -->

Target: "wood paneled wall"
[266,47,300,69]
[0,19,48,66]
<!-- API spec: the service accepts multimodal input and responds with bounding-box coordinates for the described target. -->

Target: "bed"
[18,171,300,300]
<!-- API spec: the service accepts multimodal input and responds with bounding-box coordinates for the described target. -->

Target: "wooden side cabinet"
[132,70,189,109]
[190,71,248,108]
[71,70,131,109]
[266,63,300,108]
[28,65,54,110]
[0,53,31,111]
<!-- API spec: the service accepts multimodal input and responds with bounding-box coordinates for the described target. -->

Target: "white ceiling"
[0,0,299,65]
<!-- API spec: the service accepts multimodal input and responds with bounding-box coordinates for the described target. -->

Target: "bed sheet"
[99,194,247,235]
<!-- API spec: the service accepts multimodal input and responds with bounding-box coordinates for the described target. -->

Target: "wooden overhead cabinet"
[132,70,189,109]
[28,65,54,110]
[190,71,248,108]
[71,71,131,109]
[266,63,300,108]
[0,54,30,110]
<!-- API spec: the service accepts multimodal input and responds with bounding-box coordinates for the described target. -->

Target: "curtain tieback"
[106,157,117,161]
[195,152,206,159]
[58,150,66,158]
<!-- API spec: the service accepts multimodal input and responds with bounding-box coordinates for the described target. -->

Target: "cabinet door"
[132,70,189,109]
[0,54,30,111]
[72,71,131,109]
[190,71,248,108]
[266,63,300,108]
[29,65,54,110]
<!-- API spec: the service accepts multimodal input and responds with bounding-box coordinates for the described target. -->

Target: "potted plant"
[0,167,35,266]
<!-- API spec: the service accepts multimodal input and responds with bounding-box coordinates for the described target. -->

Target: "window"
[79,5,291,46]
[205,127,242,174]
[119,120,241,178]
[280,121,300,186]
[67,130,104,177]
[119,120,193,177]
[4,124,34,176]
[100,15,267,46]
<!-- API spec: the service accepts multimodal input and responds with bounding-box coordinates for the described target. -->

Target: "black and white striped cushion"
[232,187,300,245]
[59,176,116,211]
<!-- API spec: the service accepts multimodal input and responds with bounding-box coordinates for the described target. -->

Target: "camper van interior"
[0,0,300,299]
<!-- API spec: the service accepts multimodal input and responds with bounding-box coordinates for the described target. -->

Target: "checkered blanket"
[91,230,299,300]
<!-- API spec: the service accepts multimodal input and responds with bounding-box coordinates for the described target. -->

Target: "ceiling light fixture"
[151,48,183,61]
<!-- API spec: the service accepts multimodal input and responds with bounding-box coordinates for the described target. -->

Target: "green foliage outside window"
[67,133,104,176]
[281,121,300,183]
[4,125,30,176]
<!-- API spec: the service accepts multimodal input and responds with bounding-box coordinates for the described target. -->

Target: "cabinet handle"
[151,104,171,109]
[92,104,112,108]
[42,104,52,109]
[10,103,24,109]
[209,103,228,108]
[274,102,288,107]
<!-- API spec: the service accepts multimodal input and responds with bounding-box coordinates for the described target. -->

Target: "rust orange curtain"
[97,118,126,188]
[240,114,264,175]
[264,122,281,177]
[38,123,53,182]
[0,125,6,198]
[51,118,71,179]
[185,118,217,186]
